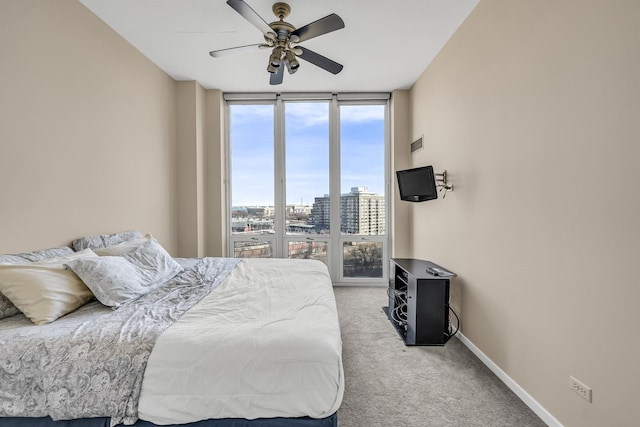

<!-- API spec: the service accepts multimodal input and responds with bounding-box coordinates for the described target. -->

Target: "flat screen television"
[396,165,438,202]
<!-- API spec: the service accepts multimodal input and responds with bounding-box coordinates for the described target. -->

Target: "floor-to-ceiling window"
[226,93,389,284]
[228,102,276,258]
[339,104,387,280]
[284,101,331,268]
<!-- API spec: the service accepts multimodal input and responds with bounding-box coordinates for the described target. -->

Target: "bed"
[0,232,343,427]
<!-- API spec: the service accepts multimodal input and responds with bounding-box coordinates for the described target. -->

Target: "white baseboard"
[455,332,563,427]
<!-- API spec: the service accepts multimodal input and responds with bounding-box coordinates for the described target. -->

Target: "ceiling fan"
[209,0,345,85]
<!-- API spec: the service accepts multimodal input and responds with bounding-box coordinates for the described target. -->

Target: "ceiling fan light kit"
[210,0,345,85]
[285,50,299,73]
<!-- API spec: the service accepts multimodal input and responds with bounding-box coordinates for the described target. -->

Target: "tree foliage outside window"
[343,242,383,278]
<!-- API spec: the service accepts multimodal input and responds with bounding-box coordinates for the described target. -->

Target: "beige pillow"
[0,249,97,325]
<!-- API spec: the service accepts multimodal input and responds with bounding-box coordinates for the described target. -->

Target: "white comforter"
[138,258,344,424]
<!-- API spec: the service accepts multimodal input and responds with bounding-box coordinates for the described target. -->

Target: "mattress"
[138,258,344,424]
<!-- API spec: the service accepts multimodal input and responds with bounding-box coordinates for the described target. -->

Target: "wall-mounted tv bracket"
[436,170,454,198]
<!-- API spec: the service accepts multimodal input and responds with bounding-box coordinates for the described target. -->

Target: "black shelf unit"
[385,258,456,346]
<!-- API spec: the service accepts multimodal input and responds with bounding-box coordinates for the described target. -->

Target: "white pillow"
[66,238,183,308]
[0,249,98,325]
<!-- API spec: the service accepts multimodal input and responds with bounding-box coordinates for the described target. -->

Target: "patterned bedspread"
[0,257,240,426]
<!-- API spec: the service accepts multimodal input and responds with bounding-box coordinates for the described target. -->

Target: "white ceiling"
[79,0,479,93]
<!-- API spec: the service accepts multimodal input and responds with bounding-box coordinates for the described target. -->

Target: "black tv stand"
[384,258,457,346]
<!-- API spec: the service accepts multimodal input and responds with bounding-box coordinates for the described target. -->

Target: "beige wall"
[390,90,412,258]
[204,90,228,258]
[0,0,178,254]
[408,0,640,426]
[175,82,227,258]
[176,81,205,257]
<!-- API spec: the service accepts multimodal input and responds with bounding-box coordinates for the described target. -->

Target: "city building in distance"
[309,187,385,235]
[231,187,385,236]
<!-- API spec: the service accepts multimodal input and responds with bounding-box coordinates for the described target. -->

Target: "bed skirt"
[0,414,338,427]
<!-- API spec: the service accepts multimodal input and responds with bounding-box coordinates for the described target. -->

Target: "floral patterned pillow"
[71,230,144,252]
[0,293,20,319]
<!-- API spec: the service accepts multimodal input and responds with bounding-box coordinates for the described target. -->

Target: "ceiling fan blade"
[297,47,343,75]
[291,14,345,43]
[226,0,272,35]
[209,43,262,58]
[269,63,285,85]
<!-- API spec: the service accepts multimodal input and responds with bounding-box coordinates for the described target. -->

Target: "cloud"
[285,103,386,127]
[231,103,385,128]
[230,104,274,124]
[286,102,329,127]
[340,105,385,123]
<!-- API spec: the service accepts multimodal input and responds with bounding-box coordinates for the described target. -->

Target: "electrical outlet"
[570,376,592,402]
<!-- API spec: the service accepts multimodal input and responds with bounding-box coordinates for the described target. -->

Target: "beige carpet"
[334,286,546,427]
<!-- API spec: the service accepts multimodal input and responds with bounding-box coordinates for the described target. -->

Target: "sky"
[230,102,385,207]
